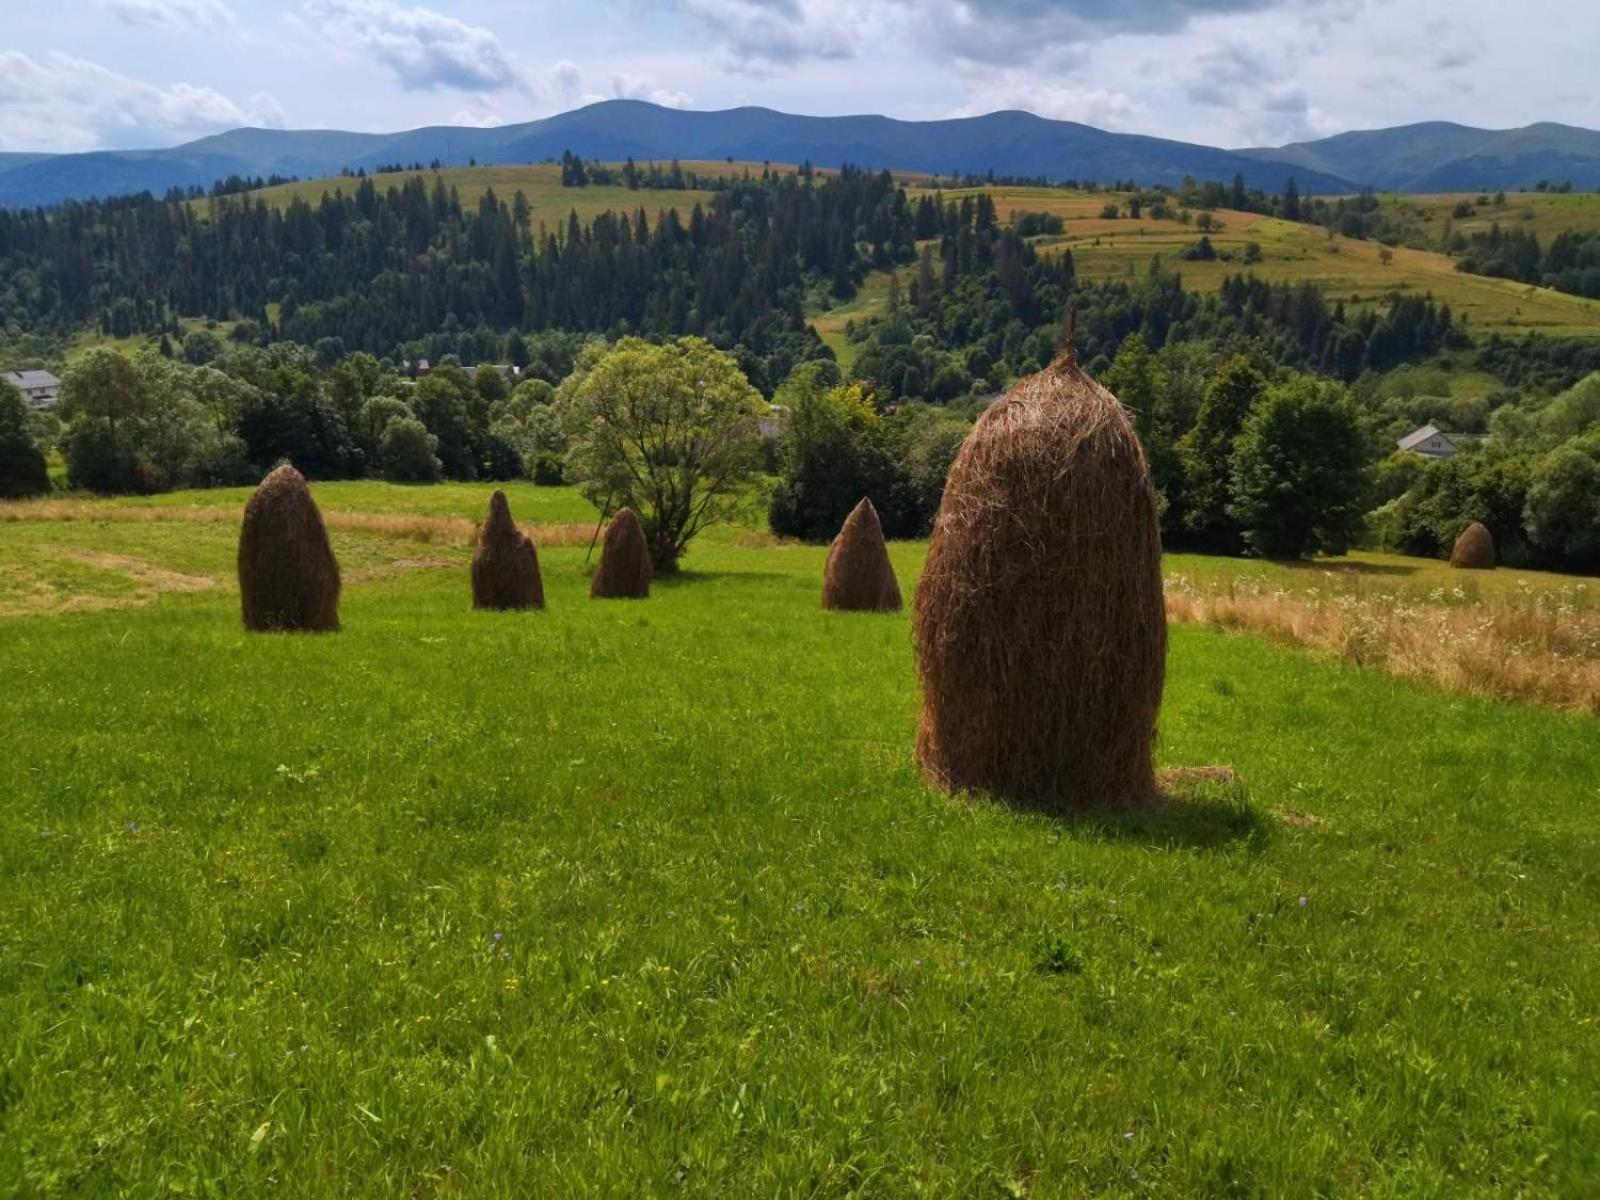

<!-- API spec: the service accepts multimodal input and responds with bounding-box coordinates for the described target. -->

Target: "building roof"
[3,369,60,390]
[1397,423,1455,452]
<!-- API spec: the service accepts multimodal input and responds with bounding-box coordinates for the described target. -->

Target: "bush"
[1524,434,1600,571]
[0,382,50,498]
[377,417,442,483]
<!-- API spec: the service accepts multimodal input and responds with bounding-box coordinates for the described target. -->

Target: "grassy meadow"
[1,482,1598,1195]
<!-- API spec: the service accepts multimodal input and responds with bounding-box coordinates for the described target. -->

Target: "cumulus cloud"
[608,75,694,109]
[301,0,531,93]
[670,0,1290,68]
[0,51,281,151]
[953,81,1143,130]
[98,0,236,29]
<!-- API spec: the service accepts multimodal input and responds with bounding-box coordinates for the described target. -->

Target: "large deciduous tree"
[558,337,766,573]
[1227,376,1368,559]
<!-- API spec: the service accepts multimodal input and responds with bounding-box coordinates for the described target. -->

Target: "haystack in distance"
[913,351,1167,812]
[822,497,902,612]
[472,490,545,610]
[591,506,652,599]
[1450,521,1496,570]
[237,463,342,633]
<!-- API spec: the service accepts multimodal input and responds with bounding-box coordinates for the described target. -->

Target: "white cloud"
[952,81,1143,131]
[301,0,532,93]
[609,75,694,109]
[0,51,279,150]
[98,0,236,29]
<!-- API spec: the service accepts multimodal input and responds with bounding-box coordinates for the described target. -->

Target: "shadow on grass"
[1276,557,1420,578]
[1063,786,1271,853]
[650,569,797,587]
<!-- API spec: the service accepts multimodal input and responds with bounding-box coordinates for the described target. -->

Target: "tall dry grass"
[1166,573,1600,714]
[0,499,592,548]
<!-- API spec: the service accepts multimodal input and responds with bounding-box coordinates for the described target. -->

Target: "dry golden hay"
[1450,521,1496,570]
[237,464,341,632]
[913,351,1167,812]
[472,490,545,610]
[590,506,652,599]
[822,497,902,612]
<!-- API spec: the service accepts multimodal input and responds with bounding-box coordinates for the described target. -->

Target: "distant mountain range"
[2,102,1598,208]
[1237,121,1600,192]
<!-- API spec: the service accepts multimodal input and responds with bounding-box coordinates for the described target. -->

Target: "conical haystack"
[1450,521,1496,570]
[472,490,545,610]
[913,352,1167,811]
[822,497,902,612]
[590,506,652,599]
[237,464,341,632]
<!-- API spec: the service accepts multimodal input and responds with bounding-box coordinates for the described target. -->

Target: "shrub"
[0,382,50,498]
[377,417,442,483]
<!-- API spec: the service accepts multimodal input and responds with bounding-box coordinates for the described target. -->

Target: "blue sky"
[2,0,1597,153]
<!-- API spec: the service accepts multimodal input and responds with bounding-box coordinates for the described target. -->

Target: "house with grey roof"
[2,369,61,410]
[1396,422,1458,460]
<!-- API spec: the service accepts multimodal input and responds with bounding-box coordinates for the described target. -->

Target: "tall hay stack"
[237,464,341,632]
[913,352,1167,812]
[822,497,902,612]
[590,506,652,599]
[1450,521,1496,570]
[472,490,545,610]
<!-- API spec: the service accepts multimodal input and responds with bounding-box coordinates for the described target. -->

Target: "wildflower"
[1298,895,1308,906]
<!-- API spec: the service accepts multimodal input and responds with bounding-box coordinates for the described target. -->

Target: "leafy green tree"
[377,417,442,483]
[0,381,50,498]
[1387,448,1535,564]
[1537,371,1600,439]
[1524,433,1600,570]
[1227,376,1368,558]
[410,367,482,480]
[768,367,901,542]
[1179,356,1267,553]
[559,337,766,572]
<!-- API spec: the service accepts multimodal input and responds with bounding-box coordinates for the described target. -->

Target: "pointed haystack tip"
[590,506,652,599]
[1450,520,1496,570]
[913,352,1167,812]
[822,497,902,612]
[472,490,545,610]
[237,463,341,632]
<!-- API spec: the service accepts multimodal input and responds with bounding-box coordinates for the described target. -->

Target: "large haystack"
[1450,521,1496,570]
[590,506,652,599]
[237,464,341,632]
[472,490,545,610]
[822,497,902,612]
[913,351,1167,812]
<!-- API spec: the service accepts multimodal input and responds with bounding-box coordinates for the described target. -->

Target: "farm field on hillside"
[1,482,1597,1194]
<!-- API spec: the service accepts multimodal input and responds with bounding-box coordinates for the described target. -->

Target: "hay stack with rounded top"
[590,506,651,599]
[822,497,902,612]
[1450,521,1496,570]
[237,463,341,632]
[913,351,1166,812]
[472,490,545,610]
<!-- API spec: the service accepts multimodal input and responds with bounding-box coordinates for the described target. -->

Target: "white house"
[2,369,61,410]
[1397,422,1458,459]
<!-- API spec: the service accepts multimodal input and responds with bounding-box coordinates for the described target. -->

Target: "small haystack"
[822,497,902,612]
[1450,521,1496,570]
[237,463,341,632]
[913,351,1167,812]
[590,506,651,599]
[472,490,545,610]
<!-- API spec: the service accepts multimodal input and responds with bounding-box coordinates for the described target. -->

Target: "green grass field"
[1,483,1598,1195]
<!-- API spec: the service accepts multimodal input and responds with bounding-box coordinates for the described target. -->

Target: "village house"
[2,369,61,410]
[1396,422,1459,459]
